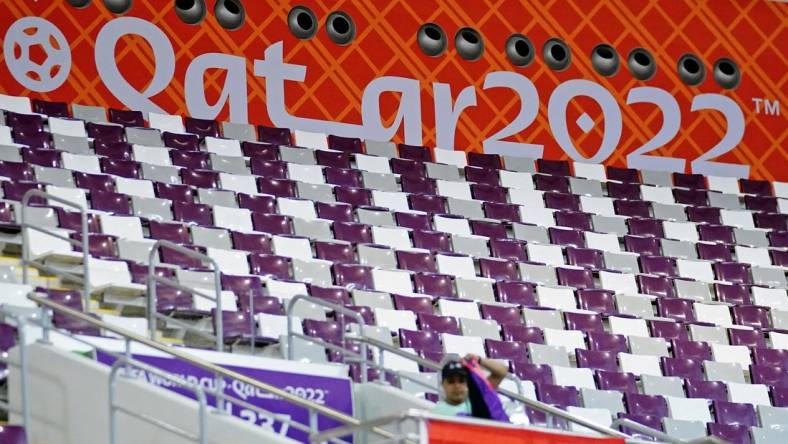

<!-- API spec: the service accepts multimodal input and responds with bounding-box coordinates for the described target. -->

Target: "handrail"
[146,239,224,352]
[21,189,90,310]
[31,294,396,442]
[347,335,632,439]
[286,295,368,383]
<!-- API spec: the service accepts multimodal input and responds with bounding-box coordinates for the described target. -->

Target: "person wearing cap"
[432,353,508,418]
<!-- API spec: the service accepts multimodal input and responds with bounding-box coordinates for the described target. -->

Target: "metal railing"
[29,294,396,443]
[21,190,90,310]
[146,240,224,352]
[286,295,369,383]
[310,409,670,444]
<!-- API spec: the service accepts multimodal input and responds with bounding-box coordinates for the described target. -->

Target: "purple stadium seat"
[396,250,436,272]
[554,211,592,231]
[95,141,133,159]
[714,283,751,305]
[548,227,585,248]
[163,132,199,151]
[537,383,580,407]
[394,212,430,230]
[100,158,141,179]
[732,305,771,329]
[672,339,712,361]
[55,208,101,233]
[480,304,521,326]
[502,324,543,344]
[708,423,751,444]
[327,135,363,154]
[21,148,60,168]
[673,188,707,206]
[412,229,451,253]
[673,172,706,189]
[413,273,455,298]
[740,178,772,196]
[511,362,552,386]
[250,159,288,178]
[0,425,25,442]
[333,222,372,244]
[325,167,362,188]
[625,235,661,256]
[617,414,664,437]
[649,320,688,341]
[171,150,210,169]
[625,393,668,418]
[302,319,343,346]
[564,311,603,331]
[661,356,703,380]
[496,280,537,306]
[401,175,436,195]
[417,313,460,335]
[751,364,788,387]
[160,244,206,269]
[537,159,571,176]
[2,181,43,203]
[686,379,728,401]
[332,304,374,325]
[596,370,637,393]
[74,172,115,192]
[754,212,788,231]
[490,238,527,261]
[614,199,651,218]
[14,130,53,150]
[544,193,580,212]
[772,250,788,267]
[185,117,220,138]
[470,220,507,239]
[238,295,283,316]
[237,193,276,214]
[252,213,292,235]
[315,241,355,264]
[128,263,175,285]
[0,161,34,182]
[773,387,788,407]
[315,150,351,169]
[257,125,290,145]
[608,182,642,200]
[576,349,618,371]
[464,166,499,185]
[172,201,212,225]
[155,182,194,203]
[214,310,256,342]
[628,218,664,237]
[399,329,442,352]
[697,242,733,262]
[181,169,219,189]
[534,174,570,193]
[479,258,519,281]
[5,113,44,134]
[87,122,124,142]
[33,99,69,117]
[312,202,351,223]
[713,400,757,426]
[729,328,766,348]
[687,206,721,225]
[587,332,628,353]
[713,262,752,285]
[745,195,778,213]
[392,295,434,315]
[556,267,595,290]
[485,339,526,361]
[566,247,604,269]
[333,263,373,289]
[90,190,132,215]
[408,194,445,213]
[398,143,431,162]
[72,233,117,258]
[221,274,263,297]
[248,254,290,279]
[390,158,425,178]
[640,256,676,277]
[109,109,145,127]
[483,202,521,222]
[335,186,371,207]
[607,166,640,183]
[467,152,501,169]
[243,142,279,159]
[656,298,695,322]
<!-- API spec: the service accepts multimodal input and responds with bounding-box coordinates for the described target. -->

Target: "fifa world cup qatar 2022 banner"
[0,0,785,180]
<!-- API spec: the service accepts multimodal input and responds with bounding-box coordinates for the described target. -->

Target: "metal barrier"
[285,295,369,383]
[28,294,396,443]
[146,239,224,352]
[21,190,91,310]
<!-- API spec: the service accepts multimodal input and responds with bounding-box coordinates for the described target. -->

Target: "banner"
[0,1,785,180]
[428,418,626,444]
[95,350,353,443]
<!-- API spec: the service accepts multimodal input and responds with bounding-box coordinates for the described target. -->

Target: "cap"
[441,360,469,380]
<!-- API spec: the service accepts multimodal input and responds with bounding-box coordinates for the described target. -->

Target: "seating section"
[1,93,788,441]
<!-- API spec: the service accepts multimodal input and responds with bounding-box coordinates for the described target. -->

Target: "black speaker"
[543,38,571,71]
[287,6,318,40]
[627,48,656,81]
[677,53,706,86]
[67,0,93,8]
[417,23,447,57]
[103,0,132,14]
[175,0,206,25]
[713,58,741,90]
[326,11,356,46]
[454,27,484,61]
[591,44,620,77]
[214,0,245,30]
[505,34,534,67]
